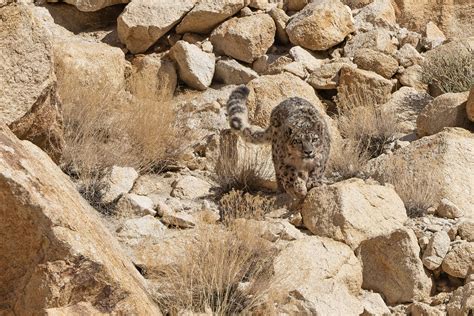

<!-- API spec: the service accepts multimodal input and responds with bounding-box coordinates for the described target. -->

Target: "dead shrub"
[337,105,400,159]
[421,47,473,94]
[215,130,274,193]
[326,139,371,181]
[219,189,276,225]
[61,92,190,207]
[152,224,278,315]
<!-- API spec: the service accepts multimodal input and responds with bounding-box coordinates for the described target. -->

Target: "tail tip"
[234,85,250,97]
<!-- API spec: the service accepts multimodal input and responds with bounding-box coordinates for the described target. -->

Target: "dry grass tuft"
[215,130,274,194]
[421,48,473,94]
[152,224,278,315]
[61,92,191,207]
[219,189,276,225]
[326,139,371,181]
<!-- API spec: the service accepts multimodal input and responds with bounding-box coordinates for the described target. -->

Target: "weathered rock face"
[397,64,426,91]
[170,41,215,91]
[343,28,397,57]
[53,39,127,108]
[447,282,474,315]
[366,128,474,218]
[0,5,65,163]
[126,54,177,102]
[466,87,474,122]
[49,0,129,12]
[337,66,393,108]
[268,7,290,45]
[214,58,258,85]
[302,178,407,249]
[441,242,474,278]
[209,14,276,63]
[353,48,398,79]
[176,0,245,34]
[307,60,355,90]
[274,236,363,315]
[357,228,433,304]
[99,166,139,204]
[0,125,160,315]
[391,0,474,38]
[286,0,355,51]
[353,0,396,29]
[422,230,450,270]
[381,87,433,133]
[416,91,472,137]
[117,0,197,53]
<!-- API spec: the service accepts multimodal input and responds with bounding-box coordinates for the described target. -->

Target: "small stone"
[436,198,465,219]
[289,46,325,72]
[395,43,424,68]
[353,48,399,79]
[408,302,444,316]
[423,21,446,50]
[360,291,391,316]
[116,194,156,218]
[161,211,196,229]
[441,242,474,278]
[458,220,474,242]
[116,215,167,246]
[422,230,451,270]
[214,58,258,84]
[99,166,139,204]
[170,175,212,200]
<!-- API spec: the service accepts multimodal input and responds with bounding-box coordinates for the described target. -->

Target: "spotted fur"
[226,85,331,201]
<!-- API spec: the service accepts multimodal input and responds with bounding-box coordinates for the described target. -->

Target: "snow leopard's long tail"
[226,85,272,144]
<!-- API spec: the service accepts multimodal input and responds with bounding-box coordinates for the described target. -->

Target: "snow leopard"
[226,85,331,201]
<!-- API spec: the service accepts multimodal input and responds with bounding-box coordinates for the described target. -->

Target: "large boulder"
[381,86,433,133]
[366,128,474,217]
[286,0,355,51]
[0,124,160,315]
[117,0,197,53]
[175,0,245,34]
[353,48,398,79]
[391,0,474,38]
[0,5,64,161]
[356,228,433,304]
[353,0,396,29]
[416,91,472,137]
[343,28,397,57]
[209,14,276,63]
[274,236,363,315]
[301,178,407,249]
[170,41,215,90]
[48,0,129,12]
[53,39,127,109]
[126,54,177,102]
[467,87,474,122]
[337,66,393,108]
[441,242,474,279]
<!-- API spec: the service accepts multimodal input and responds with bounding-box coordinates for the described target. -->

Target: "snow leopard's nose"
[304,149,314,157]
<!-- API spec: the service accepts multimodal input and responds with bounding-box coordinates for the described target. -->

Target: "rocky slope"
[0,0,473,315]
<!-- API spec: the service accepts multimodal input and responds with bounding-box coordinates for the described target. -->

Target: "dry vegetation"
[61,92,191,205]
[421,47,473,94]
[152,225,278,315]
[219,189,276,225]
[215,130,274,194]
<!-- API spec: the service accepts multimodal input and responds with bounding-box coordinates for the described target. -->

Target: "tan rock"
[307,60,355,90]
[397,64,427,91]
[53,39,127,108]
[447,282,474,316]
[99,166,139,204]
[170,175,212,200]
[0,125,160,315]
[289,46,325,72]
[210,14,276,63]
[458,220,474,242]
[436,198,464,219]
[0,4,61,159]
[176,0,244,34]
[422,230,451,270]
[357,228,433,304]
[395,43,424,68]
[344,28,397,57]
[302,178,407,249]
[381,87,433,133]
[286,0,355,51]
[416,91,471,137]
[467,87,474,122]
[408,302,444,316]
[360,291,391,316]
[424,22,447,49]
[353,48,398,78]
[353,0,396,29]
[268,7,290,45]
[233,218,304,242]
[441,242,474,278]
[214,58,259,85]
[116,194,156,218]
[337,66,393,108]
[274,236,363,315]
[126,55,176,102]
[49,0,129,12]
[391,0,473,38]
[116,215,167,247]
[366,129,474,217]
[117,0,197,53]
[287,0,309,11]
[170,41,215,90]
